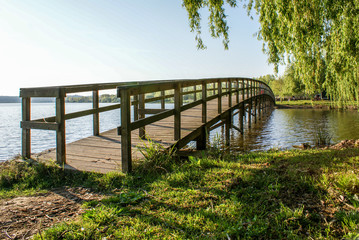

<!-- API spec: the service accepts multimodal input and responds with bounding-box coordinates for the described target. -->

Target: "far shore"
[275,100,358,110]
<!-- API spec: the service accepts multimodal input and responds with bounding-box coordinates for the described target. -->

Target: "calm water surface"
[0,103,121,161]
[229,108,359,151]
[1,103,358,161]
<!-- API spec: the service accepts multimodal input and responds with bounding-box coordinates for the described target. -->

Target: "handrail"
[117,77,275,171]
[20,77,275,168]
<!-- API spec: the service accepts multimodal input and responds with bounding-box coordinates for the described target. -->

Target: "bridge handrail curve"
[20,77,275,165]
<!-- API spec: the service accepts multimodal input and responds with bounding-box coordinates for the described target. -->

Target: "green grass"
[0,159,126,199]
[277,100,332,106]
[2,148,359,239]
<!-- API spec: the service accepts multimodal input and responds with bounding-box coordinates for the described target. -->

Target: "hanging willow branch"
[182,0,359,105]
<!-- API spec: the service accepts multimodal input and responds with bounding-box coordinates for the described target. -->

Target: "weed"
[313,128,332,147]
[100,191,144,206]
[135,136,177,173]
[207,133,228,159]
[82,205,125,225]
[335,172,359,195]
[335,210,359,238]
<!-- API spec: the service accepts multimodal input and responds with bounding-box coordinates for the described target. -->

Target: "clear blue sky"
[0,0,283,96]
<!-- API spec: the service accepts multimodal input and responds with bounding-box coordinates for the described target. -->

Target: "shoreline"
[275,103,358,110]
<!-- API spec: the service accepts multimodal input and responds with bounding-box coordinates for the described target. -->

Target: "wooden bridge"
[20,78,275,173]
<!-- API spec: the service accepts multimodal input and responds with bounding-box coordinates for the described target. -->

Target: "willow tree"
[182,0,359,104]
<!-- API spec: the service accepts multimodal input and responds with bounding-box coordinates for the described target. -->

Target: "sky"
[0,0,283,96]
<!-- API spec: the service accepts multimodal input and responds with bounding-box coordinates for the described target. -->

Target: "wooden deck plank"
[35,94,242,173]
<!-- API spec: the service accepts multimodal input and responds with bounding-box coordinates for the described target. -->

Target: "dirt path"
[0,187,103,240]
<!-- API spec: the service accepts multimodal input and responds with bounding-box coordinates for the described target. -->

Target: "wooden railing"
[20,78,275,168]
[117,78,274,171]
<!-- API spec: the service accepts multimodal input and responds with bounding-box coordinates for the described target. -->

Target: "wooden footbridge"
[20,78,275,173]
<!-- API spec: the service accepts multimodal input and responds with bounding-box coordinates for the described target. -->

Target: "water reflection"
[221,109,359,152]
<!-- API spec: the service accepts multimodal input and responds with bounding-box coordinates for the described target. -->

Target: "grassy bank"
[1,147,359,239]
[276,100,358,110]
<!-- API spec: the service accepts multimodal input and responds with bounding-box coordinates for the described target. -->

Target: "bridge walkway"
[35,95,236,173]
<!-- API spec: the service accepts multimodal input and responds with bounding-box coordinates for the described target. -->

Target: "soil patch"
[0,187,104,239]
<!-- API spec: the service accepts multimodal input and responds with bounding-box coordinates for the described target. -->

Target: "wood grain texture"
[35,95,240,173]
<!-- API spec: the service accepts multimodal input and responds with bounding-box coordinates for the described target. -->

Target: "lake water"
[228,108,359,151]
[1,103,359,161]
[0,103,122,161]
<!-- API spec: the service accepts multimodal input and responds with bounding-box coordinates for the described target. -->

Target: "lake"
[229,108,359,151]
[0,102,122,161]
[1,103,359,161]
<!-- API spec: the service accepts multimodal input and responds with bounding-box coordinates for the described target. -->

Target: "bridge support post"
[202,82,207,123]
[196,126,208,150]
[92,90,99,136]
[228,79,233,124]
[139,94,145,139]
[258,96,262,120]
[21,97,31,159]
[174,83,181,140]
[218,79,222,114]
[265,99,268,114]
[254,98,258,124]
[120,89,132,173]
[56,90,66,165]
[239,102,244,135]
[228,79,232,108]
[225,113,231,146]
[254,82,258,124]
[248,103,252,128]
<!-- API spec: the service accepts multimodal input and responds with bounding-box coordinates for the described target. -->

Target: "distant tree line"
[258,65,309,101]
[65,94,120,103]
[0,96,55,103]
[0,96,20,103]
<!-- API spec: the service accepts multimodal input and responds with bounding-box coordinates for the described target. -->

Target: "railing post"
[161,90,165,109]
[193,85,197,101]
[236,79,239,104]
[250,80,254,97]
[228,79,232,108]
[21,97,31,159]
[120,89,132,172]
[133,95,139,122]
[254,82,257,124]
[242,79,245,101]
[202,82,207,123]
[241,79,245,125]
[218,80,222,114]
[174,83,181,140]
[246,80,249,100]
[248,81,252,128]
[139,94,145,139]
[56,89,66,164]
[92,90,99,136]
